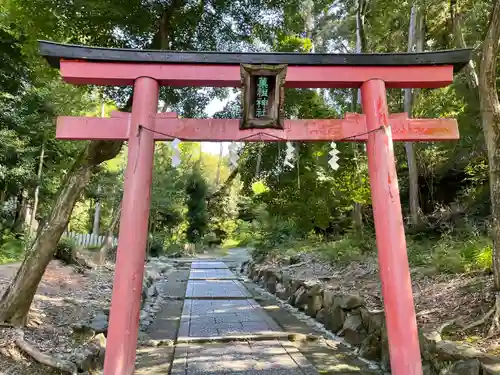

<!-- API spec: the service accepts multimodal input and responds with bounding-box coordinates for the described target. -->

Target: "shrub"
[54,237,78,264]
[318,234,375,263]
[475,244,493,272]
[257,218,299,249]
[86,245,101,252]
[148,237,164,257]
[0,230,25,264]
[231,220,259,247]
[106,244,118,262]
[203,232,222,247]
[185,169,208,243]
[410,232,494,274]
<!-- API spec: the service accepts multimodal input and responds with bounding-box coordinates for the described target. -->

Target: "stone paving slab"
[135,346,175,374]
[191,261,228,269]
[178,299,281,340]
[147,299,183,340]
[186,280,250,298]
[171,340,318,375]
[189,268,236,280]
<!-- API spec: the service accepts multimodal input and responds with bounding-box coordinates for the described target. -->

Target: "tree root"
[14,329,77,374]
[487,293,500,338]
[437,319,457,335]
[459,293,500,338]
[460,307,495,332]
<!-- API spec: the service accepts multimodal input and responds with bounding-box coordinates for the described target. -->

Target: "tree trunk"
[0,140,122,325]
[92,196,101,235]
[479,0,500,290]
[91,101,106,238]
[351,87,363,232]
[99,202,121,262]
[13,190,29,232]
[207,166,239,201]
[451,11,479,90]
[29,143,45,239]
[215,142,223,186]
[351,0,368,232]
[404,3,424,227]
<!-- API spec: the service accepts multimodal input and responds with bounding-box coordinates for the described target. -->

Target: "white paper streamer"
[328,141,339,170]
[228,142,239,169]
[283,141,295,168]
[171,138,181,168]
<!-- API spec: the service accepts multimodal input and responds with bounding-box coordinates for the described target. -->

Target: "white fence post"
[62,231,118,248]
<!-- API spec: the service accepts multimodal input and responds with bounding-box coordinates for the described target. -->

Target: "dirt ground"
[0,251,498,374]
[260,253,500,355]
[0,260,114,374]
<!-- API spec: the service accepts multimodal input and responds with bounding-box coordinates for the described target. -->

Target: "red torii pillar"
[39,40,470,375]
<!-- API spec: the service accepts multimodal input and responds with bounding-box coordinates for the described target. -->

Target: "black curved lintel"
[39,40,472,73]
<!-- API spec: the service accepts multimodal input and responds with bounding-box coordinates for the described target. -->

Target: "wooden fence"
[63,231,118,248]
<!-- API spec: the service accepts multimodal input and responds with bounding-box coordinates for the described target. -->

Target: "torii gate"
[39,41,471,375]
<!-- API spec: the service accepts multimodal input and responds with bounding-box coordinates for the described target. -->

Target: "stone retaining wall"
[241,261,500,375]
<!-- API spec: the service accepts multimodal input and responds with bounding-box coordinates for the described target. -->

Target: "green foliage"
[185,168,208,243]
[228,220,260,247]
[0,230,25,264]
[54,237,77,264]
[407,231,493,274]
[0,0,497,281]
[148,237,164,258]
[249,229,377,264]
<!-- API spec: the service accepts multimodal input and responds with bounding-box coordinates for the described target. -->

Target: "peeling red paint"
[360,79,423,375]
[60,60,455,88]
[56,114,459,142]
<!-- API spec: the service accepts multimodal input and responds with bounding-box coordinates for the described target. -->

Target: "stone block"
[337,294,365,310]
[482,361,500,375]
[342,313,366,346]
[316,308,327,324]
[434,340,484,362]
[306,294,323,318]
[359,333,381,360]
[265,273,278,294]
[360,307,385,335]
[305,281,322,296]
[276,283,290,300]
[322,289,335,309]
[444,359,481,375]
[291,280,304,293]
[294,286,309,308]
[323,304,346,334]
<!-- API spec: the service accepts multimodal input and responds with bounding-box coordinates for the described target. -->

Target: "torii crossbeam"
[39,40,471,375]
[57,111,459,142]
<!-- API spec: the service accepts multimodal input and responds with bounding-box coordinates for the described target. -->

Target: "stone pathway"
[136,249,381,375]
[174,259,318,374]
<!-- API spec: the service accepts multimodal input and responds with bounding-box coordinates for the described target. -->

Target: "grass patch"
[251,232,376,264]
[407,233,493,273]
[221,238,241,249]
[0,238,25,265]
[249,227,493,275]
[84,245,102,252]
[213,247,229,256]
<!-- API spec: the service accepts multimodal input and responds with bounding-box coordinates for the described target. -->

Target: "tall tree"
[449,0,500,334]
[0,140,122,324]
[185,167,208,244]
[479,1,500,336]
[351,0,369,232]
[404,1,425,226]
[0,0,287,325]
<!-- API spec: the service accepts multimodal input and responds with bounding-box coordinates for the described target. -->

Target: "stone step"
[178,299,282,341]
[171,340,318,375]
[185,280,251,298]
